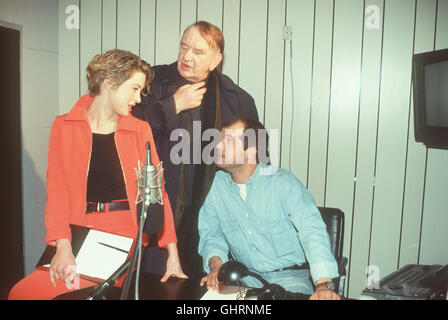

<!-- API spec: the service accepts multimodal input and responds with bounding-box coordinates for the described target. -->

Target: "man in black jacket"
[132,21,259,278]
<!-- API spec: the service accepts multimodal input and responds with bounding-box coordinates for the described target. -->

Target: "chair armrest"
[336,256,348,276]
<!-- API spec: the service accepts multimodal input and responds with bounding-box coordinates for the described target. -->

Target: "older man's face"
[177,26,222,82]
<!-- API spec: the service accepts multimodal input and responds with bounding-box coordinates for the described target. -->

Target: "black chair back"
[317,207,345,261]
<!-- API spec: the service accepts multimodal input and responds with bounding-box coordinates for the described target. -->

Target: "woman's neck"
[87,96,119,134]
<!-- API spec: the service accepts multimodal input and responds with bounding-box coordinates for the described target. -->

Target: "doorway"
[0,23,24,299]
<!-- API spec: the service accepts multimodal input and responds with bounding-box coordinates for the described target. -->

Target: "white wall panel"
[80,0,102,96]
[325,0,363,297]
[264,0,285,169]
[239,0,268,122]
[285,0,315,184]
[155,0,180,65]
[116,0,140,55]
[59,0,80,114]
[307,0,334,206]
[22,128,50,275]
[21,48,59,128]
[180,0,197,37]
[140,0,156,65]
[221,0,241,82]
[399,0,436,269]
[349,0,384,298]
[369,0,415,278]
[197,0,222,29]
[102,0,117,53]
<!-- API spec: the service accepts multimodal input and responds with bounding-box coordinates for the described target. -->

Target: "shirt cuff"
[310,261,340,284]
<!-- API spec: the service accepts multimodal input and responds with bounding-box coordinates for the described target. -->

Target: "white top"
[236,183,247,202]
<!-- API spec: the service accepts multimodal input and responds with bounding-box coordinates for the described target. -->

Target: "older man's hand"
[173,81,206,114]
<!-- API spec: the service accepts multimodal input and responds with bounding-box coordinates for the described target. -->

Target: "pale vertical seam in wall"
[154,0,157,65]
[114,0,117,50]
[397,0,418,269]
[237,0,242,85]
[367,0,386,270]
[196,0,199,21]
[278,0,287,168]
[306,0,317,188]
[179,0,182,38]
[139,0,142,56]
[323,0,336,207]
[101,0,104,53]
[347,0,367,298]
[263,0,270,126]
[221,0,224,34]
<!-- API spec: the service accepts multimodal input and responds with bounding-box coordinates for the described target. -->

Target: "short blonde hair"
[86,49,154,96]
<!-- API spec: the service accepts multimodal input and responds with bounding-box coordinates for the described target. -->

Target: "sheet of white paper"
[200,286,256,300]
[74,229,133,280]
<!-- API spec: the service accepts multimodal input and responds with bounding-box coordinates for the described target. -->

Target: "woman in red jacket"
[9,49,186,299]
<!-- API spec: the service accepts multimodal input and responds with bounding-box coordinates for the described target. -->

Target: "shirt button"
[248,230,252,235]
[252,247,256,251]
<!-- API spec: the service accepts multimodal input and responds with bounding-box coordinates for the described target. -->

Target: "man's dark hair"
[222,117,270,164]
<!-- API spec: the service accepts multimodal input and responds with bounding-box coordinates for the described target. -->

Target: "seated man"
[198,117,341,300]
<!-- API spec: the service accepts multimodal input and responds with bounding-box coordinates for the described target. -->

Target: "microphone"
[140,142,163,210]
[136,142,164,234]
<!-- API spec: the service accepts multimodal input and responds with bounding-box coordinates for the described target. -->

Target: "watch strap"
[315,281,335,291]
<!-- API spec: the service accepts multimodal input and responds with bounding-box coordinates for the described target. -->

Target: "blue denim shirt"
[198,164,339,284]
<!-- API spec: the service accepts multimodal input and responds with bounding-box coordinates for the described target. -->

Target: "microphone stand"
[86,257,132,300]
[120,188,146,300]
[120,142,154,300]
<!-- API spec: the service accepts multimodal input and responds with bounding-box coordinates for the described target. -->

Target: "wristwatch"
[315,281,336,291]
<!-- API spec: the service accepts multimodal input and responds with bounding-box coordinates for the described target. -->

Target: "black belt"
[85,200,130,214]
[271,263,309,273]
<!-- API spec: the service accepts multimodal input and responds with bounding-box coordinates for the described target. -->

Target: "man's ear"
[210,51,223,71]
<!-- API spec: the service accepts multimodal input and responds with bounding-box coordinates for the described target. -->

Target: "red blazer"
[44,94,177,248]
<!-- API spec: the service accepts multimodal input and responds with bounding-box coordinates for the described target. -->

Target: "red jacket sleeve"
[45,117,72,246]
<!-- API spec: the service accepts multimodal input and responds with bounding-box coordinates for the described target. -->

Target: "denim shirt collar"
[223,164,267,190]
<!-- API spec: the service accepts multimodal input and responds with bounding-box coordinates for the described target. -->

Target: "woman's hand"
[49,239,76,287]
[160,243,188,282]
